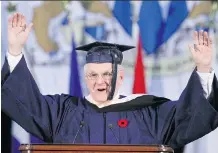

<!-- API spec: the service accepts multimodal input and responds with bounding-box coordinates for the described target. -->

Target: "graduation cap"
[76,41,135,100]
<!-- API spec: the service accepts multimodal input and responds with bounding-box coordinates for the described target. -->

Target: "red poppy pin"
[118,119,128,128]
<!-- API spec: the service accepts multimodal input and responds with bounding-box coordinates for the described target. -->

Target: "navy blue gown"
[1,56,218,149]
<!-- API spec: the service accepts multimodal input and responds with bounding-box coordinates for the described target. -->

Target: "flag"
[85,25,105,41]
[113,0,132,36]
[137,1,190,98]
[137,2,164,97]
[60,11,83,97]
[162,1,188,44]
[138,1,188,54]
[69,35,83,98]
[133,35,146,94]
[138,1,164,54]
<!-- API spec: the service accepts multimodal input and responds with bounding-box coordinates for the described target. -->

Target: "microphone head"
[108,124,113,128]
[80,121,85,127]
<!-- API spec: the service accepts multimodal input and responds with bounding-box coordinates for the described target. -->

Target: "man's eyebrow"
[88,69,112,73]
[87,71,97,74]
[102,70,112,73]
[103,71,112,73]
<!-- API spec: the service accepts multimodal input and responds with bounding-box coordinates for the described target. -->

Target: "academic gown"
[1,56,218,149]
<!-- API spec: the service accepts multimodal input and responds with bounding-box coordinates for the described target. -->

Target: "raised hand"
[8,12,33,56]
[189,30,213,73]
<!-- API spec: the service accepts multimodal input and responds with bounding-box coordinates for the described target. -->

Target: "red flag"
[133,35,146,94]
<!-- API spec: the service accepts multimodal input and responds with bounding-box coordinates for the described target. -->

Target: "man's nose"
[96,75,104,84]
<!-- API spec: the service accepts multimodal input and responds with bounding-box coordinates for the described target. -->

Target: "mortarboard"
[76,41,135,64]
[76,41,135,100]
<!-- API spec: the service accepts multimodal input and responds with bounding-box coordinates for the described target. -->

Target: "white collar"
[85,93,146,108]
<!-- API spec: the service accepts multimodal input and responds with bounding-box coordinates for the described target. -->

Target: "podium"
[19,144,174,153]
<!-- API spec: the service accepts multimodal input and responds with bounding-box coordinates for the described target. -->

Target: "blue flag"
[162,1,188,43]
[69,36,83,98]
[113,0,132,36]
[138,1,164,54]
[85,25,105,41]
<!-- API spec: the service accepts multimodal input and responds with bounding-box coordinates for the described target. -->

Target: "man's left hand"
[189,30,213,73]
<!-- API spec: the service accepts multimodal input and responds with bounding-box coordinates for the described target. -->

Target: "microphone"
[108,124,119,143]
[72,121,85,144]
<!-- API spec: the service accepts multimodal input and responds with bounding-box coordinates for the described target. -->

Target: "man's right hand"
[8,13,33,56]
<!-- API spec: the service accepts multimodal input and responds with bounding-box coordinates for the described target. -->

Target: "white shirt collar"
[85,92,146,108]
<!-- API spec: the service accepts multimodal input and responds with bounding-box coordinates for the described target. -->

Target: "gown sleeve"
[141,69,218,149]
[1,56,77,142]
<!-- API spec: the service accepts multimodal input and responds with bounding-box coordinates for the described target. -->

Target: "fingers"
[26,23,34,34]
[202,31,212,48]
[12,13,17,27]
[208,37,212,48]
[20,15,24,27]
[10,13,26,28]
[8,15,13,28]
[194,30,212,47]
[199,30,204,45]
[188,44,194,53]
[21,14,26,27]
[189,44,198,56]
[16,13,21,27]
[194,31,199,45]
[203,31,208,46]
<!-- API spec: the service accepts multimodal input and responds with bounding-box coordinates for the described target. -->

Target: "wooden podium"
[19,144,174,153]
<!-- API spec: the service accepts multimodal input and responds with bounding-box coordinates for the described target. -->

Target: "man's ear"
[120,70,124,81]
[118,69,124,86]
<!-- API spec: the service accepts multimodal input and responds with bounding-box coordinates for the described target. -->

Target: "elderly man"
[2,13,218,150]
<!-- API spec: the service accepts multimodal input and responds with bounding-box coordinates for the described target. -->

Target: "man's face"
[85,63,124,103]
